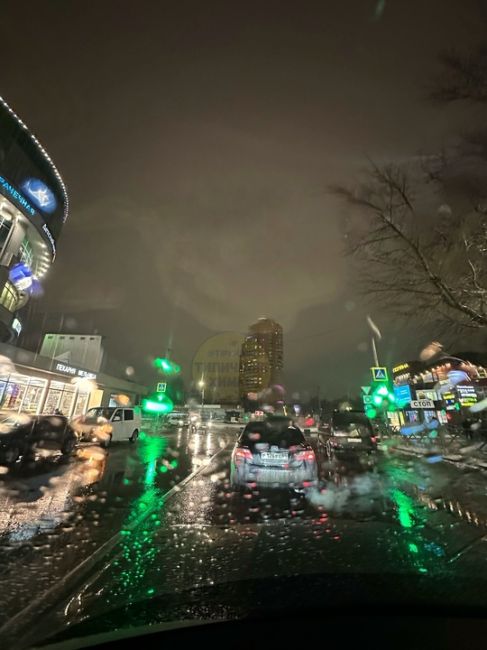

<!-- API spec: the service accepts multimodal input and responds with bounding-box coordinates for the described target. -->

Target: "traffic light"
[363,377,396,418]
[153,357,181,375]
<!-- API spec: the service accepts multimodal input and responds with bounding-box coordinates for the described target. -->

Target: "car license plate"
[347,438,361,443]
[261,452,288,462]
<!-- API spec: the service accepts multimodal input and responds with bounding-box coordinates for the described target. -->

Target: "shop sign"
[393,384,411,405]
[416,389,438,401]
[410,399,435,409]
[55,362,96,380]
[456,384,478,406]
[392,363,409,375]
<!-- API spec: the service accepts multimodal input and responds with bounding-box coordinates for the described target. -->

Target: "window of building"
[19,237,34,269]
[0,281,18,312]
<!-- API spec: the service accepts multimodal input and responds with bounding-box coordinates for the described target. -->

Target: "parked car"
[231,415,318,491]
[320,410,377,455]
[72,406,142,447]
[0,413,78,465]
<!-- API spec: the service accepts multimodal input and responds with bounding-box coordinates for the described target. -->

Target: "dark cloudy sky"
[1,0,486,395]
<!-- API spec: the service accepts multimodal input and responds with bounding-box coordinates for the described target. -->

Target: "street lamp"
[198,379,205,410]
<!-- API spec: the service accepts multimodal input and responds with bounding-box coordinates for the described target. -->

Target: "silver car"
[231,416,318,490]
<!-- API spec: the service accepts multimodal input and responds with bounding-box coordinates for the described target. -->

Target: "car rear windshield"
[240,422,305,449]
[332,412,369,427]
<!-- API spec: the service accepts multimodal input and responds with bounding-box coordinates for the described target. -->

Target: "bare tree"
[431,47,487,104]
[333,162,487,330]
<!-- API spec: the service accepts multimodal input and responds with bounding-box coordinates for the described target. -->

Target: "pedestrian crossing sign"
[371,367,388,382]
[157,382,167,392]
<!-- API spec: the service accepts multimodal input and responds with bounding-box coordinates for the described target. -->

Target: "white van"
[72,406,142,447]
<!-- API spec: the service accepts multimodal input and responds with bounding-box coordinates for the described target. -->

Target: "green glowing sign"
[141,395,174,414]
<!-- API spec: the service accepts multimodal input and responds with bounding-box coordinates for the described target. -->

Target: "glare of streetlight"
[198,379,205,388]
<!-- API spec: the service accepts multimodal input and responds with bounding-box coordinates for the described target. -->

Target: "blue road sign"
[371,366,388,381]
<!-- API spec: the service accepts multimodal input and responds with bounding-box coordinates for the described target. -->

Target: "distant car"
[321,410,377,455]
[0,414,78,465]
[224,410,243,424]
[165,413,189,428]
[231,415,318,491]
[72,406,141,447]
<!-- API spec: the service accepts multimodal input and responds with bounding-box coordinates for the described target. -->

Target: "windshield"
[86,408,116,420]
[3,2,487,648]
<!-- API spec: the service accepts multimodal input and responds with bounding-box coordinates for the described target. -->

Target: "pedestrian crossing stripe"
[371,367,388,381]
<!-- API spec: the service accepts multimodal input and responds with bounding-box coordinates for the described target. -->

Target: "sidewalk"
[381,431,487,471]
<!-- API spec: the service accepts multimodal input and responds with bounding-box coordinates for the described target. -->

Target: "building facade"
[40,333,104,372]
[0,342,147,418]
[239,317,283,398]
[192,332,245,405]
[0,96,68,342]
[390,353,487,428]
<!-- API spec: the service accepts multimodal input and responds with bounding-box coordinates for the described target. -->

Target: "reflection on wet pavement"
[2,426,487,647]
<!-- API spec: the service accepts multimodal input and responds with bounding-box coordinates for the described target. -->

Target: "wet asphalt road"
[1,423,487,646]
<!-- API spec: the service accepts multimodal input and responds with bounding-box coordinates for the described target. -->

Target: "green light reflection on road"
[105,434,173,604]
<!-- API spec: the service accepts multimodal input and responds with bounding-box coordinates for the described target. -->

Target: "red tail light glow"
[371,436,377,443]
[294,449,316,462]
[235,448,253,463]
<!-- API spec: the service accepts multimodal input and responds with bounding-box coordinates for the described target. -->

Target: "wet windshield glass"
[2,1,487,648]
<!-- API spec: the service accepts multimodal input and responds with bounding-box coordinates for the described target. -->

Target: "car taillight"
[235,448,252,462]
[294,449,315,462]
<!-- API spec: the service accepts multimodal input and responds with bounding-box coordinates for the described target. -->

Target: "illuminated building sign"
[9,262,32,291]
[442,391,457,410]
[456,384,478,406]
[393,384,411,406]
[55,362,96,380]
[12,318,22,336]
[21,178,57,213]
[416,389,438,401]
[0,175,35,216]
[392,363,409,375]
[42,223,56,256]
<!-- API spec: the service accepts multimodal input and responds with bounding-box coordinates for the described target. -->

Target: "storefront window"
[73,391,89,417]
[0,373,47,412]
[21,379,47,413]
[43,380,76,416]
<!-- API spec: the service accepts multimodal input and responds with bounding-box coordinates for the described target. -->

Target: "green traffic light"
[365,407,377,419]
[153,357,181,375]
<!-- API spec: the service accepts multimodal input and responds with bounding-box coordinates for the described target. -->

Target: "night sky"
[1,0,486,396]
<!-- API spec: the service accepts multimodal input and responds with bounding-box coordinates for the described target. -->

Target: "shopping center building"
[0,342,148,417]
[0,95,67,341]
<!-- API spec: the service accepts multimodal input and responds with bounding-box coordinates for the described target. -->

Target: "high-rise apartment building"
[239,317,283,398]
